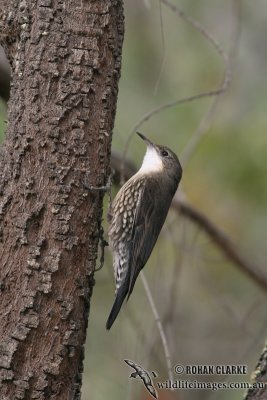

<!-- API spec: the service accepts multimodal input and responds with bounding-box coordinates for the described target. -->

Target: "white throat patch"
[138,146,163,174]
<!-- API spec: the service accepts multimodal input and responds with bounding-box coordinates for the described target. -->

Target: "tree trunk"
[244,343,267,400]
[0,1,124,399]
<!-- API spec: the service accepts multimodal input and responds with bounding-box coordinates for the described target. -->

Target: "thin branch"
[111,151,267,294]
[163,221,185,326]
[181,99,219,165]
[173,196,267,294]
[153,0,166,96]
[162,0,229,67]
[121,1,232,179]
[144,224,185,373]
[140,271,174,384]
[121,90,226,182]
[180,0,242,165]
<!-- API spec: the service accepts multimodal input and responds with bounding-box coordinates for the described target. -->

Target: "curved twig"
[173,196,267,294]
[179,0,242,164]
[153,0,166,96]
[121,0,232,179]
[140,271,174,383]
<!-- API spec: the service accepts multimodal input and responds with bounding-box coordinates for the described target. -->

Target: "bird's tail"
[106,283,128,330]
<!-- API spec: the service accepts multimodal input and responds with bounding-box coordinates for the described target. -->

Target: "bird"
[106,132,182,329]
[124,359,158,399]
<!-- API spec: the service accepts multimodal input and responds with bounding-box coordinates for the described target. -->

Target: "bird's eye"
[161,150,169,157]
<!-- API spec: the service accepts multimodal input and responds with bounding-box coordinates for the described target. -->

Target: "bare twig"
[140,271,174,383]
[121,90,226,182]
[173,196,267,294]
[121,0,233,179]
[153,0,166,96]
[111,151,267,294]
[163,221,185,326]
[180,0,242,164]
[162,0,229,67]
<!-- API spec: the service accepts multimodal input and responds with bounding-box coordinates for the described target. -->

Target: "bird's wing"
[127,178,172,299]
[124,359,141,373]
[145,383,158,399]
[141,374,158,399]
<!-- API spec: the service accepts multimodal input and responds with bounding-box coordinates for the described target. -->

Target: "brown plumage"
[106,133,182,329]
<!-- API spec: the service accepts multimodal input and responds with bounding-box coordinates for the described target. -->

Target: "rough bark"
[244,342,267,400]
[0,1,124,399]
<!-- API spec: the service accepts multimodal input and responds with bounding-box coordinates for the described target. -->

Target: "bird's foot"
[82,174,112,192]
[95,225,109,272]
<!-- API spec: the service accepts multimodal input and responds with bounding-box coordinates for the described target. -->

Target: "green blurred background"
[1,1,267,399]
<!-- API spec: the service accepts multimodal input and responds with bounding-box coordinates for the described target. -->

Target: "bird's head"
[137,132,182,184]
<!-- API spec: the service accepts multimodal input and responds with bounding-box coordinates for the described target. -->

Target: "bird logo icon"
[124,359,158,399]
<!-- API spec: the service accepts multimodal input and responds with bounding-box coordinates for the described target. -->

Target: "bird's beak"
[136,132,155,148]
